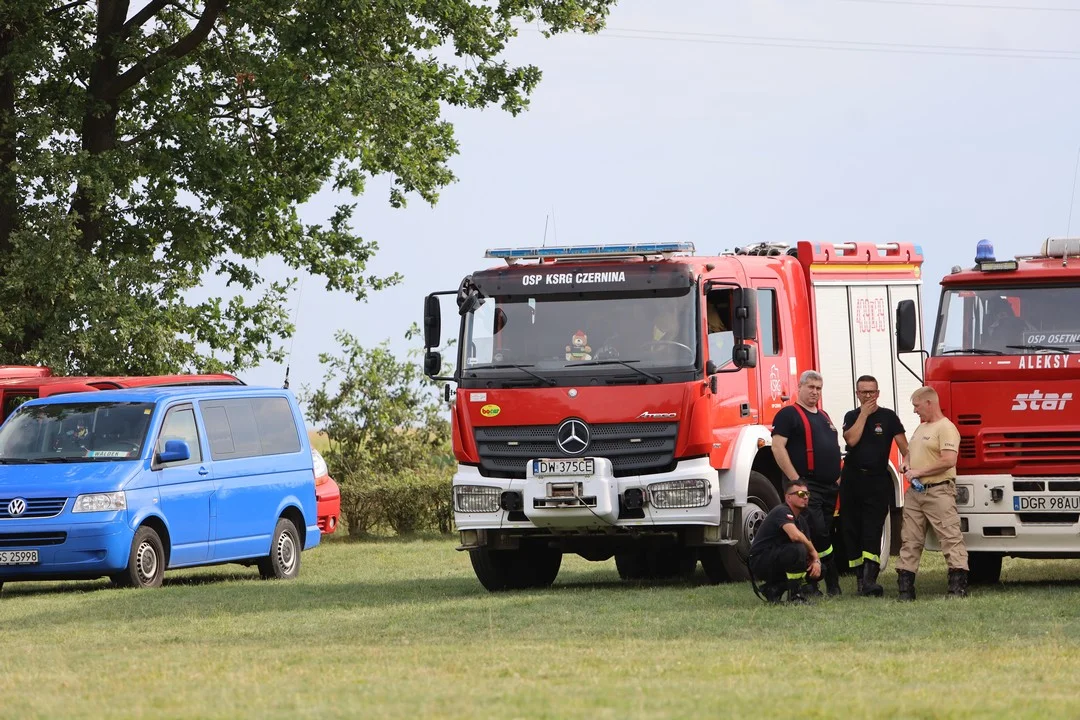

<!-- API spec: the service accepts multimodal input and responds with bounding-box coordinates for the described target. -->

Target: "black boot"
[853,562,864,595]
[786,580,810,605]
[801,581,824,598]
[947,568,969,598]
[860,560,884,597]
[823,557,842,597]
[762,581,786,603]
[897,569,916,602]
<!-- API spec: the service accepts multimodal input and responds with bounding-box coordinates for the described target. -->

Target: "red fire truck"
[424,241,925,591]
[897,237,1080,584]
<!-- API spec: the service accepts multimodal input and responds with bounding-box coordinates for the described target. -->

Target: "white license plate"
[0,549,38,565]
[1014,495,1080,511]
[533,458,595,477]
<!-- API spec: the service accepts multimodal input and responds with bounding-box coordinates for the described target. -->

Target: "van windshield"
[0,402,154,462]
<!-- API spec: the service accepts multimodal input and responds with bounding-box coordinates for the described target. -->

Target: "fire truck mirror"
[732,343,757,369]
[424,295,442,348]
[896,299,917,353]
[424,350,443,377]
[732,288,759,341]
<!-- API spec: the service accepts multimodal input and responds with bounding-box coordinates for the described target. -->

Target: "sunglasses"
[787,490,810,498]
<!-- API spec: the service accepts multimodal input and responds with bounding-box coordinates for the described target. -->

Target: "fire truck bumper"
[452,457,721,533]
[930,474,1080,554]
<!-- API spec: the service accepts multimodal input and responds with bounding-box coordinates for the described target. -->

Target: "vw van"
[0,386,320,590]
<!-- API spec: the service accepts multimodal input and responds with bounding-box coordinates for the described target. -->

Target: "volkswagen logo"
[7,498,26,517]
[556,418,590,455]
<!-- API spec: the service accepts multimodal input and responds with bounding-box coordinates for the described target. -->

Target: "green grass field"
[3,539,1080,719]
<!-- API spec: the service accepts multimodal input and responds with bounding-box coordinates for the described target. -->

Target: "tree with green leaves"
[305,327,453,536]
[0,1,614,373]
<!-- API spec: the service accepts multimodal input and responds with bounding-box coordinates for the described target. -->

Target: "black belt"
[922,479,953,488]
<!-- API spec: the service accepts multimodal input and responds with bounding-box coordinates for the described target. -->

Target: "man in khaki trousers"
[897,386,968,600]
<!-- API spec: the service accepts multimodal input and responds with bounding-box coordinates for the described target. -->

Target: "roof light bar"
[484,242,695,265]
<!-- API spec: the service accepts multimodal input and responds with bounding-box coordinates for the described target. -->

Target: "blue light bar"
[485,242,695,263]
[975,239,995,262]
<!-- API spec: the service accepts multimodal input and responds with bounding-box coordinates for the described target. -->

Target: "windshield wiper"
[571,359,663,383]
[1006,344,1073,354]
[941,348,1005,356]
[469,364,556,386]
[33,456,84,463]
[0,458,49,464]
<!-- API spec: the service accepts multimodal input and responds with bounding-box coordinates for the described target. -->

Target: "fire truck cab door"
[751,280,795,427]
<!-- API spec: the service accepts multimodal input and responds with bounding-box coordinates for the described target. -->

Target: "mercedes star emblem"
[556,418,590,455]
[7,497,27,517]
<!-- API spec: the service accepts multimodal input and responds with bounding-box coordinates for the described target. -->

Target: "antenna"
[1065,143,1080,266]
[542,214,549,247]
[283,275,306,389]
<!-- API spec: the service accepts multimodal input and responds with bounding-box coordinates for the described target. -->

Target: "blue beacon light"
[975,239,995,262]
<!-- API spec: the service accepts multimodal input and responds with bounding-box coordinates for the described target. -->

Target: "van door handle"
[198,467,209,476]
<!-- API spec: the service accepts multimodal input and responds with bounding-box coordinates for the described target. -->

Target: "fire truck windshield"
[934,285,1080,356]
[462,289,698,374]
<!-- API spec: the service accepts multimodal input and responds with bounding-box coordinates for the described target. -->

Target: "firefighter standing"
[841,375,908,597]
[748,478,821,603]
[771,370,843,596]
[897,386,968,600]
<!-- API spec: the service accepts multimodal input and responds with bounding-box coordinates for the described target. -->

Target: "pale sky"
[233,0,1080,410]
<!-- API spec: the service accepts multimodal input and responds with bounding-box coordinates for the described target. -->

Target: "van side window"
[759,289,780,356]
[201,397,301,460]
[157,406,202,464]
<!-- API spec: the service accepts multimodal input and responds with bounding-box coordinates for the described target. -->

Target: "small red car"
[312,448,341,534]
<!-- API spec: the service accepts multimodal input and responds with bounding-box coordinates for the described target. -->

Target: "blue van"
[0,386,320,590]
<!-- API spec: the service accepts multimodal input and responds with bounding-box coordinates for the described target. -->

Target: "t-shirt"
[749,503,809,559]
[908,417,961,484]
[772,404,842,486]
[842,407,906,474]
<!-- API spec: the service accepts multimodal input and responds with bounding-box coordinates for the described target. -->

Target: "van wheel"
[720,471,780,582]
[258,518,301,580]
[112,526,165,588]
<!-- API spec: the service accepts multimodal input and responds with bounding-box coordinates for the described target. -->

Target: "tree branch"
[108,0,228,99]
[46,0,92,17]
[121,0,171,35]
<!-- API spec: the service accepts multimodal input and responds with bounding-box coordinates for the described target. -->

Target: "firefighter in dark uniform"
[771,370,843,596]
[841,375,908,597]
[748,478,821,603]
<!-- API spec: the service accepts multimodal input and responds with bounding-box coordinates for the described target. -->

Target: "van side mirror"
[733,343,757,369]
[157,439,190,464]
[733,288,758,341]
[896,299,917,353]
[424,351,443,377]
[423,295,442,348]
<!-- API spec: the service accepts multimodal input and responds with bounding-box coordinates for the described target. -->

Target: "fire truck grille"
[982,431,1080,466]
[474,422,679,479]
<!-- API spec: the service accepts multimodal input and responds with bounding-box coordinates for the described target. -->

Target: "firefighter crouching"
[748,478,821,603]
[897,386,968,600]
[841,375,909,597]
[771,370,844,597]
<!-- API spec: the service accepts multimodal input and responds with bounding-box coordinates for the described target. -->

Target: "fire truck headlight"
[454,485,501,513]
[648,479,710,509]
[955,484,972,506]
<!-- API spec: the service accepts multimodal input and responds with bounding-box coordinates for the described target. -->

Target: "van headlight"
[453,485,500,513]
[648,479,710,509]
[72,491,127,513]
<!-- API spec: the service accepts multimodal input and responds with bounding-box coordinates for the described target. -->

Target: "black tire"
[258,517,301,580]
[720,471,781,582]
[615,551,650,580]
[112,526,165,589]
[469,547,561,591]
[968,551,1003,585]
[699,547,733,584]
[521,548,562,588]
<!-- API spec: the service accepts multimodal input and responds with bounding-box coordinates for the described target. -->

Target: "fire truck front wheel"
[719,471,781,582]
[967,552,1003,585]
[469,547,563,592]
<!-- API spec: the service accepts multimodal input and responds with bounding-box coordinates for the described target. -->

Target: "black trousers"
[806,483,839,558]
[840,470,890,567]
[750,543,809,585]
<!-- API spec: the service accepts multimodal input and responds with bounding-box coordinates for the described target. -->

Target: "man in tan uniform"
[897,386,968,600]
